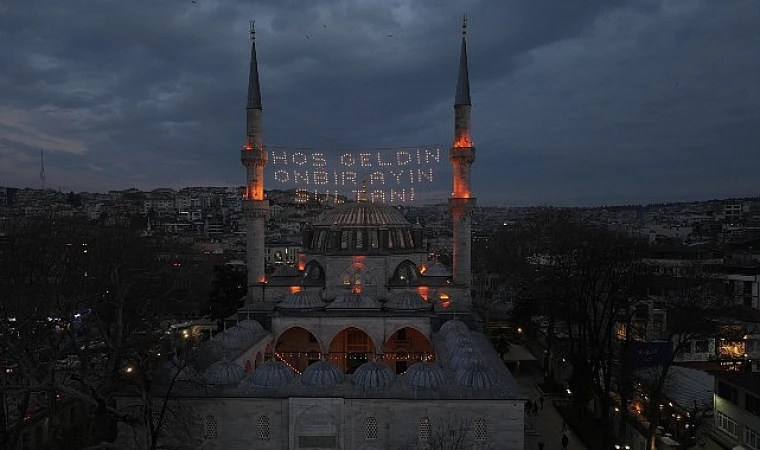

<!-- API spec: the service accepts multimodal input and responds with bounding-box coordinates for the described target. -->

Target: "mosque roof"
[241,361,296,389]
[454,362,496,389]
[312,201,411,227]
[278,291,326,310]
[156,359,203,385]
[326,292,382,310]
[204,359,245,385]
[300,360,344,387]
[439,319,470,336]
[352,361,395,390]
[384,291,431,311]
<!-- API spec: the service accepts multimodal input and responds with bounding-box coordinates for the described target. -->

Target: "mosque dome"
[278,291,326,310]
[447,345,482,371]
[300,360,344,387]
[226,324,259,344]
[445,331,473,350]
[439,319,469,336]
[236,319,265,335]
[306,201,419,253]
[326,292,382,310]
[241,361,295,388]
[454,362,497,389]
[422,261,452,277]
[214,330,248,350]
[352,361,395,389]
[402,362,445,390]
[384,291,431,311]
[204,360,245,385]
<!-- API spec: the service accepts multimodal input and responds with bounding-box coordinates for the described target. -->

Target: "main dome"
[306,201,421,253]
[313,201,410,227]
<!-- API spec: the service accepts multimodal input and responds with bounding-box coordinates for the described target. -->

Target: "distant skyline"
[0,0,758,207]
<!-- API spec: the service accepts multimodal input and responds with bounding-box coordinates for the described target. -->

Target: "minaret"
[241,21,269,302]
[449,14,476,288]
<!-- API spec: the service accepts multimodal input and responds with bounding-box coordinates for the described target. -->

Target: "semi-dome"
[326,292,382,310]
[352,361,395,389]
[300,360,344,387]
[445,331,472,349]
[204,359,245,385]
[384,291,431,311]
[278,291,326,310]
[439,319,469,336]
[454,362,497,389]
[402,362,445,390]
[241,361,295,388]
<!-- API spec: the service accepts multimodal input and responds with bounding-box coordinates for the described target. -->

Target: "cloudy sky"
[0,0,758,206]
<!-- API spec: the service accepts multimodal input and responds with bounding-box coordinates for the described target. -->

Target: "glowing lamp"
[289,286,302,294]
[438,293,451,308]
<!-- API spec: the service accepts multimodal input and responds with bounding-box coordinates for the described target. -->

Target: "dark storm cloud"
[0,0,757,205]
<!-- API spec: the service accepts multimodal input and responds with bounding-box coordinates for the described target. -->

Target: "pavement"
[510,359,589,450]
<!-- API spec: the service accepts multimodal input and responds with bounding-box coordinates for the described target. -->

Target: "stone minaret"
[241,21,269,302]
[449,15,476,288]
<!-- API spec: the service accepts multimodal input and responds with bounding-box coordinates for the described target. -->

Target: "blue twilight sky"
[0,0,758,206]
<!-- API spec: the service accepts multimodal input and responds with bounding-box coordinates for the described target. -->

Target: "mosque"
[118,17,526,450]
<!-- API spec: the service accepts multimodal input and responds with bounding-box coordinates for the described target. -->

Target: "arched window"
[364,416,378,440]
[390,260,419,284]
[419,417,431,442]
[257,416,270,440]
[474,418,486,442]
[203,415,217,439]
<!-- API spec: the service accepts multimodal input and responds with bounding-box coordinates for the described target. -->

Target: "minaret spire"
[455,14,471,106]
[449,14,476,292]
[241,20,269,302]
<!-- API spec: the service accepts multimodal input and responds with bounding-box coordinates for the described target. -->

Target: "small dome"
[204,360,245,385]
[448,346,482,371]
[242,361,295,388]
[326,292,382,310]
[214,330,248,350]
[384,291,431,311]
[300,360,344,387]
[226,325,258,345]
[402,362,445,390]
[422,262,452,277]
[439,319,469,336]
[454,362,497,389]
[271,264,299,277]
[236,319,265,335]
[445,332,472,350]
[353,361,395,389]
[278,291,326,310]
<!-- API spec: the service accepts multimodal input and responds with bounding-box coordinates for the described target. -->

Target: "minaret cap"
[455,14,471,106]
[247,20,263,110]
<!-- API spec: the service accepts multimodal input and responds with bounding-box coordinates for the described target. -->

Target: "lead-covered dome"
[236,319,265,335]
[454,362,497,389]
[402,362,445,390]
[300,360,344,387]
[352,361,395,389]
[204,359,245,385]
[326,292,382,310]
[384,291,431,311]
[306,201,420,253]
[439,319,469,337]
[278,291,326,310]
[241,361,295,388]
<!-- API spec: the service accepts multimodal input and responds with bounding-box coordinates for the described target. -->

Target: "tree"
[0,216,201,450]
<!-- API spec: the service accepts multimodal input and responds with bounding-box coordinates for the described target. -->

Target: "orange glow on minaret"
[449,14,476,288]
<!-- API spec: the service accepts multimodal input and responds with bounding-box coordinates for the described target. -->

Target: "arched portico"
[274,327,323,374]
[383,327,435,374]
[328,327,377,374]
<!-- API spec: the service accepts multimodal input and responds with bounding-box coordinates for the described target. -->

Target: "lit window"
[257,416,270,440]
[203,415,218,438]
[364,416,378,440]
[474,418,486,441]
[419,417,431,442]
